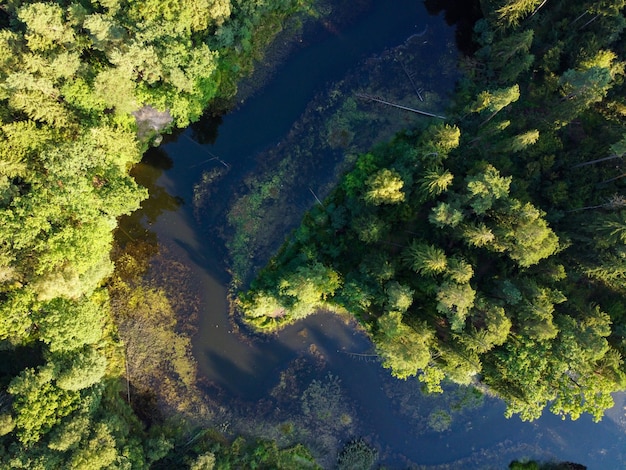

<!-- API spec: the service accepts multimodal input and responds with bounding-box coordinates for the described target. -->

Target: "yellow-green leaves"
[17,3,76,53]
[375,312,432,380]
[8,367,80,445]
[402,241,447,276]
[364,168,405,205]
[35,296,105,352]
[493,0,544,28]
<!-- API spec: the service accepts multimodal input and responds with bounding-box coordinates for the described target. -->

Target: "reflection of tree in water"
[115,147,182,248]
[424,0,484,55]
[190,114,222,145]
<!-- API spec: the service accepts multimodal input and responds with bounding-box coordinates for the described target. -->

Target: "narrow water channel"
[127,1,626,467]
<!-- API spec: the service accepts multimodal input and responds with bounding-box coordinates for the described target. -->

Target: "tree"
[493,0,544,28]
[593,210,626,246]
[464,164,511,215]
[53,346,107,391]
[402,241,447,276]
[93,68,138,115]
[82,14,126,52]
[483,29,535,83]
[556,66,616,124]
[68,421,119,470]
[436,281,476,332]
[47,413,91,451]
[516,283,563,341]
[363,168,405,205]
[375,312,433,379]
[353,213,387,244]
[461,222,495,247]
[505,129,539,152]
[17,3,77,53]
[494,201,559,267]
[34,296,104,352]
[384,281,414,313]
[429,201,464,228]
[470,84,520,124]
[464,299,511,353]
[8,366,80,445]
[278,262,342,319]
[190,452,216,470]
[419,168,454,199]
[445,257,474,284]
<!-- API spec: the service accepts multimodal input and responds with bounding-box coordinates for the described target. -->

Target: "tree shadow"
[424,0,484,55]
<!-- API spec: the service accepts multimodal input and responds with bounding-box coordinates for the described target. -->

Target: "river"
[124,1,626,467]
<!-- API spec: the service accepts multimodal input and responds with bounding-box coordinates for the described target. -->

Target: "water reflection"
[424,0,484,55]
[190,115,222,145]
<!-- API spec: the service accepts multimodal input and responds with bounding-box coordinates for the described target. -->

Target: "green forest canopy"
[240,0,626,422]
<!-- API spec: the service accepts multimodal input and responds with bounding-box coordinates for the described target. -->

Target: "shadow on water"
[125,0,626,467]
[424,0,484,55]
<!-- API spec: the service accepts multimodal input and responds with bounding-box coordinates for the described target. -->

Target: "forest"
[240,0,626,423]
[0,0,624,468]
[0,0,317,467]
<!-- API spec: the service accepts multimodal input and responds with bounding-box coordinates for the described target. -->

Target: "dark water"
[129,1,626,468]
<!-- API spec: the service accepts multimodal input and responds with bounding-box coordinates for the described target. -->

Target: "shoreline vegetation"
[239,0,626,427]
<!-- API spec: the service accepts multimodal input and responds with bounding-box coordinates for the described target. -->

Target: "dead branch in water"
[309,187,324,206]
[355,93,446,119]
[183,133,230,168]
[398,58,424,101]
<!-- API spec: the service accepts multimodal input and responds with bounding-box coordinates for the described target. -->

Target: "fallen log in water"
[355,93,445,119]
[398,58,424,101]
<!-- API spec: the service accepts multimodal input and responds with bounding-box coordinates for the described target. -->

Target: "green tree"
[34,296,104,352]
[470,84,520,124]
[384,281,414,313]
[484,29,534,83]
[461,222,495,247]
[278,262,342,319]
[494,201,559,267]
[17,3,77,53]
[68,421,119,470]
[363,168,405,205]
[53,346,107,391]
[493,0,544,28]
[47,413,91,451]
[436,281,476,332]
[402,241,447,276]
[419,167,454,199]
[375,312,433,379]
[8,366,80,445]
[463,164,511,215]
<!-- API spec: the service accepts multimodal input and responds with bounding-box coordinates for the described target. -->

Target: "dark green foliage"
[336,438,378,470]
[240,0,626,422]
[509,459,587,470]
[156,432,320,470]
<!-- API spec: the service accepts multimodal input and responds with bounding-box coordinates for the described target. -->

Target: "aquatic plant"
[301,373,347,426]
[336,438,378,470]
[427,408,452,432]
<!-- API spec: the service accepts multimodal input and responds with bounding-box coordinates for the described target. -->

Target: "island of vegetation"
[240,0,626,423]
